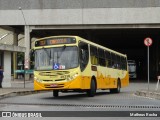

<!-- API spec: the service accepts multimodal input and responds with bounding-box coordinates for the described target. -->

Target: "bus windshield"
[35,46,78,70]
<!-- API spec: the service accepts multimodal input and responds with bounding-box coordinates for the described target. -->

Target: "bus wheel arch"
[87,76,97,97]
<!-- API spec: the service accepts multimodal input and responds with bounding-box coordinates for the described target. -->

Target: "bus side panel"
[96,66,109,89]
[121,71,129,87]
[81,76,91,89]
[67,76,83,89]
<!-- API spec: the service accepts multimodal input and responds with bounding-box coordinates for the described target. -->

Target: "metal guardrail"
[14,69,34,88]
[15,69,33,74]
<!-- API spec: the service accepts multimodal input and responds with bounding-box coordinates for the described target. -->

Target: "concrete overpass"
[0,0,160,82]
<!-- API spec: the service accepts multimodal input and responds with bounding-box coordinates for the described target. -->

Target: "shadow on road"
[42,91,125,100]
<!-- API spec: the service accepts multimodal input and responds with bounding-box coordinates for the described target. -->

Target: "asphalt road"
[0,82,160,119]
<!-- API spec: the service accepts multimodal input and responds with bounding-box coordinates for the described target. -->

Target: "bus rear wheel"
[110,79,121,93]
[87,79,96,97]
[53,90,59,97]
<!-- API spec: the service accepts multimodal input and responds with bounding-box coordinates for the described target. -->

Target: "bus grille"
[39,71,70,76]
[43,80,53,82]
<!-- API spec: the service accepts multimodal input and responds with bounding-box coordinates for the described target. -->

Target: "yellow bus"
[32,35,129,97]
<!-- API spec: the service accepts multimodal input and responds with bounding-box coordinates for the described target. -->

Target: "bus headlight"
[66,73,78,81]
[34,77,43,83]
[73,73,78,79]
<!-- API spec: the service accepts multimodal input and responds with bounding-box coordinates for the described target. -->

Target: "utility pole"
[19,7,28,88]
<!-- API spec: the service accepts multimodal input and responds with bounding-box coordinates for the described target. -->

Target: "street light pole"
[19,7,28,88]
[19,7,27,25]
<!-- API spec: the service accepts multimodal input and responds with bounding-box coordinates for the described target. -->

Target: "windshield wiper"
[58,45,66,59]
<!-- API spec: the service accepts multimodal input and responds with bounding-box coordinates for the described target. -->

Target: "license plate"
[50,84,58,87]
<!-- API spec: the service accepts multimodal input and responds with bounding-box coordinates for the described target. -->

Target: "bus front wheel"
[53,90,59,97]
[87,79,96,97]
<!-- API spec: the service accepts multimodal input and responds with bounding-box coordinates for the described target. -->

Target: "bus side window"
[111,53,116,68]
[105,51,112,68]
[79,42,89,72]
[117,55,121,69]
[124,58,127,70]
[121,57,127,70]
[98,49,106,66]
[90,46,98,65]
[120,56,124,70]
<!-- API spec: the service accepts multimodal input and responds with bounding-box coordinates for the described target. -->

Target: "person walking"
[0,66,4,88]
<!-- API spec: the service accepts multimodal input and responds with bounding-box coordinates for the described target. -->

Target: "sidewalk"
[135,89,160,100]
[0,78,43,99]
[134,79,160,100]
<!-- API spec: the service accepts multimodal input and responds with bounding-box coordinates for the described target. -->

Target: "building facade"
[0,0,160,82]
[0,28,25,87]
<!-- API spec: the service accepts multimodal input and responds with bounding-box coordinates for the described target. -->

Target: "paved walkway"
[0,78,37,99]
[135,90,160,100]
[134,80,160,100]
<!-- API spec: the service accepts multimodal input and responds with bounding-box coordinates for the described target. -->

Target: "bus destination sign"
[35,37,76,47]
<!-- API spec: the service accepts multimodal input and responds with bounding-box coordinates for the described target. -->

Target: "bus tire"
[53,90,59,97]
[87,79,96,97]
[110,79,121,93]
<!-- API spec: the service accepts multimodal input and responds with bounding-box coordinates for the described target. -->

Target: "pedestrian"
[0,66,4,88]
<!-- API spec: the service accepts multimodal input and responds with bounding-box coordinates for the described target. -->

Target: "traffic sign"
[144,37,153,91]
[144,37,153,47]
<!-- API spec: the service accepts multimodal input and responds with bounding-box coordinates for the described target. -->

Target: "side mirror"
[30,49,35,68]
[30,49,35,57]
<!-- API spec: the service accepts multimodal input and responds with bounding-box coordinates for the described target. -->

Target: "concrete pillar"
[3,51,11,87]
[24,25,30,80]
[13,31,18,79]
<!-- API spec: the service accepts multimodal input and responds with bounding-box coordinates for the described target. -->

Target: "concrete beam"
[1,7,160,25]
[30,24,160,30]
[0,0,160,10]
[0,44,26,52]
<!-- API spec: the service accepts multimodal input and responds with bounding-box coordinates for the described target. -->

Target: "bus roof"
[76,36,126,57]
[35,35,127,57]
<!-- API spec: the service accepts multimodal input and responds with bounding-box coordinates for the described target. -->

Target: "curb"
[0,90,48,99]
[135,90,160,100]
